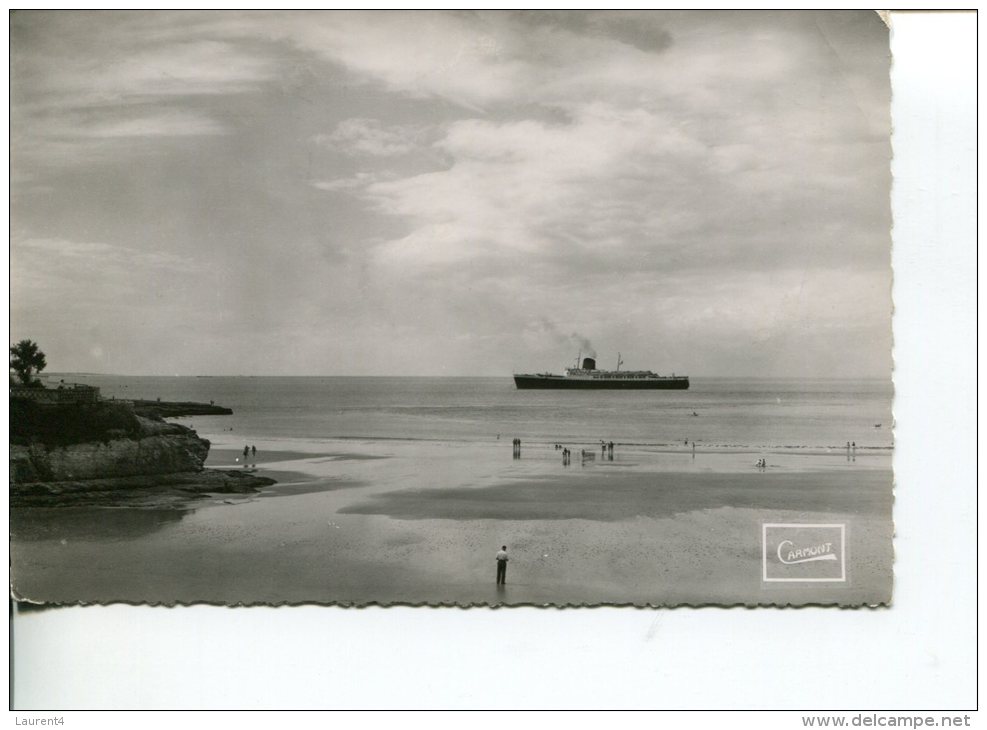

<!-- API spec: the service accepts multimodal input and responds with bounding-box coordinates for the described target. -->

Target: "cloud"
[8,11,892,376]
[10,14,276,165]
[60,111,227,139]
[265,11,528,109]
[360,96,888,281]
[312,175,375,192]
[14,236,194,272]
[11,13,276,105]
[314,118,422,157]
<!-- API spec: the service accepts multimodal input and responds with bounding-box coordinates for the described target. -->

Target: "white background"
[7,10,978,711]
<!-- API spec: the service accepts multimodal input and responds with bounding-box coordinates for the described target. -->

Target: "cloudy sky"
[10,10,891,377]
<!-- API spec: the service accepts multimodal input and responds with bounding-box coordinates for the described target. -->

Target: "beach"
[10,435,893,606]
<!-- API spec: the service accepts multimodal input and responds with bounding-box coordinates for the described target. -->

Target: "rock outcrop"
[11,469,276,508]
[9,398,275,506]
[10,418,209,482]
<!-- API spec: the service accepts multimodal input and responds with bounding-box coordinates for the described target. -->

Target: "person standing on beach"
[243,445,249,467]
[496,546,509,585]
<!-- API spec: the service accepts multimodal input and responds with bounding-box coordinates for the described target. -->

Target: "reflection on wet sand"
[10,506,189,543]
[339,469,891,521]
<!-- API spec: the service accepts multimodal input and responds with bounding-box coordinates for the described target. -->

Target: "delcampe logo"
[762,523,846,583]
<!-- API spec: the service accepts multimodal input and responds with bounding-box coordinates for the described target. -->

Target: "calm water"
[55,375,893,450]
[15,375,893,605]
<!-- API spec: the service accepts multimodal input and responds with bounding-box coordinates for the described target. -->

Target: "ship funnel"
[581,357,596,370]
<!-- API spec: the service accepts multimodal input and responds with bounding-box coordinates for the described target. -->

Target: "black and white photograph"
[10,10,895,608]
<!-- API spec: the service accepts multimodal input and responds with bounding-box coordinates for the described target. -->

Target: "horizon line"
[43,372,893,380]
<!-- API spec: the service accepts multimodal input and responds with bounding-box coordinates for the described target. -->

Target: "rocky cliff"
[10,399,210,483]
[10,419,209,483]
[9,398,274,505]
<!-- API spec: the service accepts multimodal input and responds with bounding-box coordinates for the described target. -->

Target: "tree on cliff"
[10,339,47,387]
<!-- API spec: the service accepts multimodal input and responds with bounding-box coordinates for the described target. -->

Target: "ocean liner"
[513,354,689,390]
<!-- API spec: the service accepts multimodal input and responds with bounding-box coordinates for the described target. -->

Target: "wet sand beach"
[10,440,892,606]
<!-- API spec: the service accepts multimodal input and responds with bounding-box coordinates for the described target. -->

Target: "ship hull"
[513,375,689,390]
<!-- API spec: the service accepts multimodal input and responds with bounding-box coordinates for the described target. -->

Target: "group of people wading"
[508,439,619,465]
[241,444,258,468]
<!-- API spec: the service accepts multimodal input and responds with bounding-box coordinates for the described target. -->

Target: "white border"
[762,523,847,583]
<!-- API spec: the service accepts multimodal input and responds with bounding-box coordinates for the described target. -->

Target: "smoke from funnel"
[571,333,596,359]
[532,319,598,358]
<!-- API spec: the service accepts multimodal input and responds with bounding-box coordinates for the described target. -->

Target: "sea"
[15,375,895,606]
[54,375,893,451]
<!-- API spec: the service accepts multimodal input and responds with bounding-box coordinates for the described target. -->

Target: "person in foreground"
[496,546,509,585]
